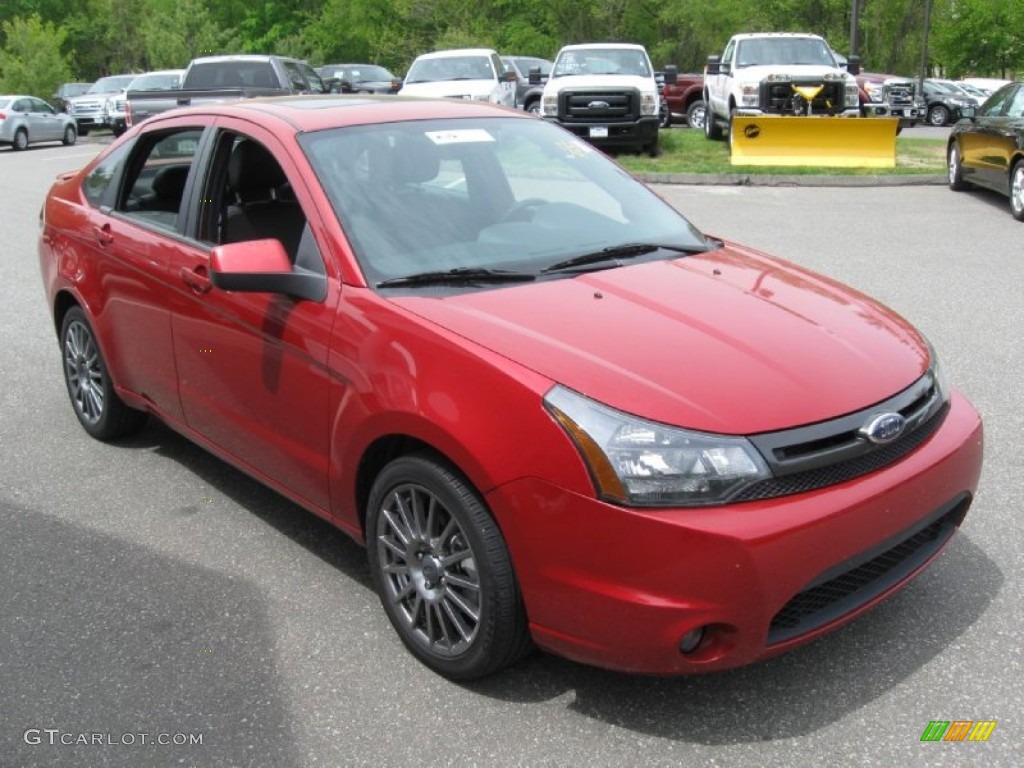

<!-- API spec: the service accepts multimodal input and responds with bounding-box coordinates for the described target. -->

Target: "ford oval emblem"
[861,412,906,445]
[588,100,610,109]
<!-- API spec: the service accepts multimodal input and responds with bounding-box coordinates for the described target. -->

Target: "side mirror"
[210,239,326,302]
[528,66,542,85]
[705,55,721,76]
[847,55,861,76]
[503,68,518,84]
[663,64,678,85]
[390,78,402,93]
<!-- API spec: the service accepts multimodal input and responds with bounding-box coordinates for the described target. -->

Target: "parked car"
[52,82,91,113]
[106,69,185,135]
[922,78,978,126]
[501,55,552,113]
[952,81,991,104]
[948,81,1024,220]
[38,96,983,681]
[66,74,137,135]
[657,70,706,128]
[400,48,516,107]
[317,63,401,94]
[0,95,77,150]
[960,77,1012,95]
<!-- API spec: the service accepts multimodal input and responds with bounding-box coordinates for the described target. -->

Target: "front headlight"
[864,84,884,103]
[544,386,770,507]
[542,94,558,116]
[740,82,759,107]
[927,341,952,405]
[640,92,657,115]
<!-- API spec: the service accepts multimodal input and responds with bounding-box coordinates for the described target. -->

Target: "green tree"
[0,14,73,98]
[140,0,227,69]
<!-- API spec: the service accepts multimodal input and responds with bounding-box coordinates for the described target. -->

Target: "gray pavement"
[2,141,1019,767]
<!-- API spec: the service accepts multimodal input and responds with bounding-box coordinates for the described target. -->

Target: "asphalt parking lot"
[2,140,1020,767]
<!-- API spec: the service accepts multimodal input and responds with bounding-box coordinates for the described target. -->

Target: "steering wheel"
[500,198,547,223]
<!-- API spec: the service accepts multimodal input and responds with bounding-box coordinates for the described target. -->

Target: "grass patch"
[617,128,947,175]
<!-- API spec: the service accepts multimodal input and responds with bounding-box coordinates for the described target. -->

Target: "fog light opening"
[679,627,705,654]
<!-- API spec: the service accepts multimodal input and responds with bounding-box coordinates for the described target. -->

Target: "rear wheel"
[525,99,540,116]
[687,100,707,130]
[60,307,147,440]
[13,128,28,151]
[1010,160,1024,221]
[366,453,531,680]
[948,142,969,190]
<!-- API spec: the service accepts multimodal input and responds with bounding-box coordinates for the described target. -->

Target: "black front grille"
[732,403,947,502]
[560,89,638,122]
[884,83,916,106]
[767,497,968,645]
[760,80,846,115]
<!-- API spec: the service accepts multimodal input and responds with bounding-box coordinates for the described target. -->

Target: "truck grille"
[883,82,916,106]
[71,100,103,116]
[733,371,947,502]
[559,89,638,122]
[760,80,847,115]
[767,496,968,644]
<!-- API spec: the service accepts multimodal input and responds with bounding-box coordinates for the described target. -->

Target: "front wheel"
[525,99,540,116]
[644,136,661,157]
[366,453,531,680]
[948,143,968,190]
[13,129,28,151]
[60,307,147,440]
[928,105,950,126]
[704,105,724,140]
[63,125,77,146]
[1010,161,1024,221]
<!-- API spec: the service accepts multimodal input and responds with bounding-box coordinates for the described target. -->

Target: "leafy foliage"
[0,0,1019,104]
[0,14,73,98]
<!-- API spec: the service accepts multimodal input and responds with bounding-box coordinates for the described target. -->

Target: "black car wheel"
[366,453,531,680]
[687,100,707,130]
[928,105,950,126]
[1010,161,1024,222]
[62,125,77,146]
[525,99,540,116]
[60,307,147,440]
[948,143,969,190]
[78,126,90,137]
[13,128,29,151]
[704,102,724,140]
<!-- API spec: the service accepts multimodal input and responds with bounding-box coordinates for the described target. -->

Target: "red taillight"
[0,112,6,120]
[125,101,132,127]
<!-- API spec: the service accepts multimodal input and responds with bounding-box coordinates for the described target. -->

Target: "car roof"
[142,94,529,133]
[557,43,647,52]
[732,32,824,41]
[413,48,499,60]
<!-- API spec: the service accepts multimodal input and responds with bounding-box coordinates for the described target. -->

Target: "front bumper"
[545,115,660,147]
[489,389,983,674]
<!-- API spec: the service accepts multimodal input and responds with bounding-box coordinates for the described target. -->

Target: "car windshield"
[300,117,707,291]
[406,56,494,83]
[87,76,136,93]
[735,38,836,68]
[552,49,651,77]
[338,65,394,82]
[509,57,551,76]
[129,73,182,90]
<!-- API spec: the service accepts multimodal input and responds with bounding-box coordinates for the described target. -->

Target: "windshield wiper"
[376,268,536,288]
[542,243,709,274]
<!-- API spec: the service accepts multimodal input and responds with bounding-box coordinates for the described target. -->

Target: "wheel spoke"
[441,548,473,568]
[378,534,407,561]
[391,580,415,605]
[393,490,418,539]
[443,585,480,623]
[443,572,479,592]
[381,506,411,547]
[440,597,474,642]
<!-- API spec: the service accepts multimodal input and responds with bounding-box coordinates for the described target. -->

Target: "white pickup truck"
[538,43,665,156]
[703,32,860,140]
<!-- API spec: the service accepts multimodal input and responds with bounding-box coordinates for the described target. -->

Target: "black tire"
[62,125,77,146]
[928,105,950,126]
[645,135,661,157]
[111,124,127,138]
[1010,160,1024,222]
[60,307,147,440]
[686,100,707,130]
[13,128,28,151]
[659,101,671,129]
[948,142,969,191]
[704,103,724,140]
[78,126,90,137]
[366,453,531,680]
[525,99,540,116]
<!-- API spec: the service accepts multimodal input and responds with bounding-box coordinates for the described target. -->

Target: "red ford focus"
[38,97,983,680]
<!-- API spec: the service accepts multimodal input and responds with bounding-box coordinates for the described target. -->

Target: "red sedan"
[38,96,983,680]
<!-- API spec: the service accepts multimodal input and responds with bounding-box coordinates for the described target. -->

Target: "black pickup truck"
[126,54,329,128]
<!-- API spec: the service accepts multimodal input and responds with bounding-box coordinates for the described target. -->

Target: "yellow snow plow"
[729,115,899,168]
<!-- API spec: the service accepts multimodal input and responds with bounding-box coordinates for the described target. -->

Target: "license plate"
[589,126,608,139]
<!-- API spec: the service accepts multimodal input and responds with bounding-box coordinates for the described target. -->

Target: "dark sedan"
[317,63,400,94]
[923,78,978,126]
[947,81,1024,220]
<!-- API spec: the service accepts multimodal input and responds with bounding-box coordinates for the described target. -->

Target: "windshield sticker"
[425,129,496,145]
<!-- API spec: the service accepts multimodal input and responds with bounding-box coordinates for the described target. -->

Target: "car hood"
[735,64,852,84]
[545,74,656,93]
[400,80,497,98]
[392,244,928,434]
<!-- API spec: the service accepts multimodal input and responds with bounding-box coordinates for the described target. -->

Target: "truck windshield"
[735,38,837,68]
[552,49,651,78]
[406,56,494,83]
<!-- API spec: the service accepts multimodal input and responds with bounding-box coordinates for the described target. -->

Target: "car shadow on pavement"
[0,500,302,767]
[467,533,1002,745]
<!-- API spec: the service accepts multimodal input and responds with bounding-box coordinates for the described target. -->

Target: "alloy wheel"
[64,318,105,425]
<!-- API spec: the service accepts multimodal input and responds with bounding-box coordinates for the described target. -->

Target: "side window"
[722,41,735,68]
[83,143,132,208]
[282,61,308,92]
[13,98,29,112]
[199,131,321,273]
[299,62,325,93]
[979,85,1015,117]
[1007,87,1024,118]
[116,128,203,231]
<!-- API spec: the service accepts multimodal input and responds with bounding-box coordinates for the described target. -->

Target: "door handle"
[93,223,113,246]
[180,265,212,294]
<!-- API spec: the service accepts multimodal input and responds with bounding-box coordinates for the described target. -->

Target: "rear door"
[959,84,1018,189]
